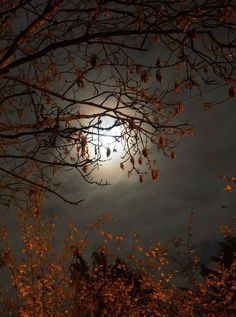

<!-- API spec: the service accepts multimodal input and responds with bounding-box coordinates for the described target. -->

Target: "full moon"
[88,117,126,181]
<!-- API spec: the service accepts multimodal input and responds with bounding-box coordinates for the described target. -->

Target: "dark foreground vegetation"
[0,210,235,316]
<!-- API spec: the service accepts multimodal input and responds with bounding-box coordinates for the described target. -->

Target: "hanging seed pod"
[136,64,141,75]
[82,164,88,173]
[129,119,135,130]
[142,148,148,158]
[90,55,97,68]
[229,87,235,99]
[175,82,181,93]
[178,103,184,113]
[151,169,159,181]
[76,71,85,88]
[156,71,162,83]
[141,70,149,83]
[106,147,111,157]
[138,157,143,165]
[170,151,176,160]
[139,175,144,183]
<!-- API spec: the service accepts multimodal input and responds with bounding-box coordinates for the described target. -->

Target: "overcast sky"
[0,81,235,269]
[38,86,236,260]
[0,12,235,264]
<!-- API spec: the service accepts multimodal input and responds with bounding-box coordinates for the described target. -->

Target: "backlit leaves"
[0,207,235,316]
[223,184,233,192]
[221,175,236,192]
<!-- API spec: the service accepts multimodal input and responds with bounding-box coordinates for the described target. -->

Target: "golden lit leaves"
[1,208,236,316]
[231,177,236,183]
[178,103,185,113]
[221,174,236,192]
[223,184,233,192]
[220,224,232,238]
[32,207,39,217]
[175,103,185,115]
[99,230,113,241]
[19,285,31,297]
[115,235,124,241]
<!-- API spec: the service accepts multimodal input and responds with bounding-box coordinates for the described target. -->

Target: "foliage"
[0,1,235,314]
[0,209,235,316]
[221,175,236,193]
[1,0,236,205]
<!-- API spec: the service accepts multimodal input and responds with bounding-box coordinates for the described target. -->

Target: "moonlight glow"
[91,117,124,162]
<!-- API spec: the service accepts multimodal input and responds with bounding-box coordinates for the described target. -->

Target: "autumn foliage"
[0,1,236,316]
[0,208,235,317]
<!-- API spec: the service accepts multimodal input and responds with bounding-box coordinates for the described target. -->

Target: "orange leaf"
[32,207,39,217]
[231,177,236,183]
[175,83,181,94]
[223,184,233,192]
[170,151,176,160]
[178,103,184,113]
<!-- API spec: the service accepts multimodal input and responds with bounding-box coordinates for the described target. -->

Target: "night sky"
[40,87,236,259]
[1,3,236,316]
[0,1,236,267]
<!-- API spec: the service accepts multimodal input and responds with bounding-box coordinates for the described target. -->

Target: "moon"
[89,117,126,182]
